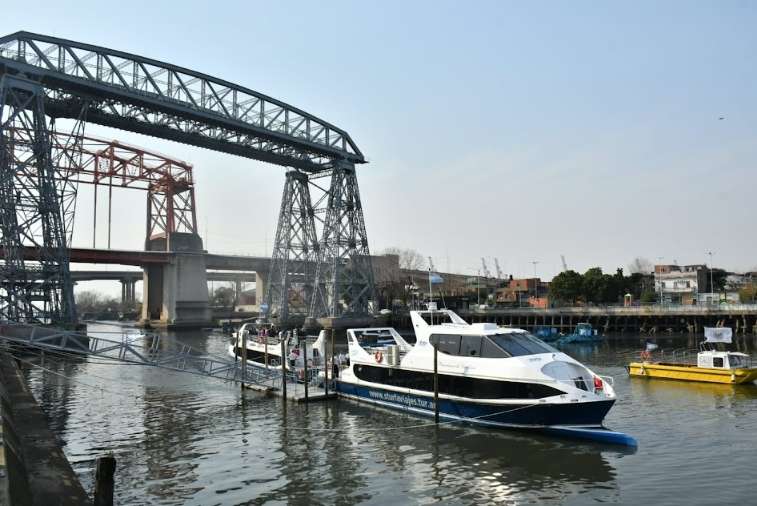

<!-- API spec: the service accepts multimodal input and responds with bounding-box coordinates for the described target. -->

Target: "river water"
[19,323,757,505]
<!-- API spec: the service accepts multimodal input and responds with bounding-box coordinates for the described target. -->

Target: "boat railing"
[669,348,699,365]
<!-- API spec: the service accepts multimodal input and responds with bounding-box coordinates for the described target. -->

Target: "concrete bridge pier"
[120,279,137,307]
[140,233,211,328]
[255,270,267,311]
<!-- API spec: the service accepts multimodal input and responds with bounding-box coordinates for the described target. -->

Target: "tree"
[640,289,657,304]
[710,268,728,292]
[549,270,583,304]
[75,290,121,315]
[739,284,757,303]
[211,286,236,307]
[628,257,654,274]
[582,267,606,303]
[381,247,426,270]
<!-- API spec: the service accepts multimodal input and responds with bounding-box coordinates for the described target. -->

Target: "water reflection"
[15,325,757,504]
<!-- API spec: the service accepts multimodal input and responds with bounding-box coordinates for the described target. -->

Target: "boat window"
[487,332,556,357]
[430,334,461,355]
[713,357,724,368]
[481,337,509,358]
[353,364,564,399]
[460,336,483,357]
[728,355,745,368]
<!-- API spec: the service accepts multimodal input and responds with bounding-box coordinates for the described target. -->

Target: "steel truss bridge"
[0,31,375,327]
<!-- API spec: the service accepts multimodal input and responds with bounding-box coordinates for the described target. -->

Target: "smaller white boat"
[227,322,327,374]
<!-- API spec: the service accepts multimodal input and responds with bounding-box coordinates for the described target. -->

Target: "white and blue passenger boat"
[337,309,634,445]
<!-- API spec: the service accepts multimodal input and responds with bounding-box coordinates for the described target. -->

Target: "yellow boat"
[628,350,757,385]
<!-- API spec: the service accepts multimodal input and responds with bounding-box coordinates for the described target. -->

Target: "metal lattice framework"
[265,170,319,323]
[13,128,197,249]
[310,163,374,318]
[0,321,281,387]
[0,31,375,324]
[0,74,75,324]
[0,31,364,172]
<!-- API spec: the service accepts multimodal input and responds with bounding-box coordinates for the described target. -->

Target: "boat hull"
[628,362,757,384]
[335,380,615,428]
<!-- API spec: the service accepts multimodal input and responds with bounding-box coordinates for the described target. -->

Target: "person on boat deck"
[288,346,300,368]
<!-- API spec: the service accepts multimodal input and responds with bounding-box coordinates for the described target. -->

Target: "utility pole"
[477,269,480,307]
[531,261,539,298]
[656,256,664,305]
[708,251,715,304]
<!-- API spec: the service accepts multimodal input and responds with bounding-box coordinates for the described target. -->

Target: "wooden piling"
[331,329,336,382]
[241,328,247,390]
[280,337,287,400]
[323,332,329,396]
[93,455,116,506]
[433,343,439,424]
[303,333,309,403]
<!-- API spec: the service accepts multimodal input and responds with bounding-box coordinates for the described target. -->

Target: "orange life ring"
[374,350,383,363]
[640,350,651,361]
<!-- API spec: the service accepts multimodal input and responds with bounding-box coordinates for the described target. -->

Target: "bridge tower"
[264,170,319,325]
[309,162,375,321]
[0,74,75,324]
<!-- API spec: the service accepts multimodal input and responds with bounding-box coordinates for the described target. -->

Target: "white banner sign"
[704,327,732,343]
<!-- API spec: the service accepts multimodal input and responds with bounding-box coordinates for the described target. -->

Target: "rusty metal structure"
[48,131,197,250]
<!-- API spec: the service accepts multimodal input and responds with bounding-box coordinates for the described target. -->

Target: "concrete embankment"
[0,352,91,505]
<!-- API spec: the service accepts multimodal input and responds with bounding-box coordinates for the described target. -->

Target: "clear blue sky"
[2,1,756,294]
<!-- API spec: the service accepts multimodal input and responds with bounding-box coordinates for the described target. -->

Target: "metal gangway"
[0,322,282,388]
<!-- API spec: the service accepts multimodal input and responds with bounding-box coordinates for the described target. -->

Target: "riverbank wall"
[0,352,90,505]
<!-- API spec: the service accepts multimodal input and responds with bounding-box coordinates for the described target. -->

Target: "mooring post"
[280,336,287,400]
[93,455,117,506]
[323,331,329,397]
[241,328,247,390]
[433,342,439,424]
[331,329,336,381]
[303,331,309,403]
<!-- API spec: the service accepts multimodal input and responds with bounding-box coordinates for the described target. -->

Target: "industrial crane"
[481,257,492,279]
[494,258,503,279]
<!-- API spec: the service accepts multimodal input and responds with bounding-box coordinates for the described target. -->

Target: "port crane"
[481,258,492,279]
[494,258,504,279]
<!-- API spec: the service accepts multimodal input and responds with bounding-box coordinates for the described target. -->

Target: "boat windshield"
[728,354,749,368]
[488,332,558,357]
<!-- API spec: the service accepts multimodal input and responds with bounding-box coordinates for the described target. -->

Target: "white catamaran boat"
[336,309,631,444]
[228,322,327,371]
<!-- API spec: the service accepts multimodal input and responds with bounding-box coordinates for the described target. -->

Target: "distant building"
[496,278,549,307]
[654,264,708,304]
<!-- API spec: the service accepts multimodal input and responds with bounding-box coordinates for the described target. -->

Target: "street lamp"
[531,261,539,298]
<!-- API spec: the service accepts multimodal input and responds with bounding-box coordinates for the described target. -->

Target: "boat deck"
[628,361,757,385]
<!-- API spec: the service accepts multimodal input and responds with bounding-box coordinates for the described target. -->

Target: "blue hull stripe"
[336,381,615,428]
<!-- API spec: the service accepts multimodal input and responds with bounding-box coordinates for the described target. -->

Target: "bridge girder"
[0,31,364,172]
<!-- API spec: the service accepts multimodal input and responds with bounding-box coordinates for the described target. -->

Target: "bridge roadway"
[11,246,271,272]
[71,270,257,283]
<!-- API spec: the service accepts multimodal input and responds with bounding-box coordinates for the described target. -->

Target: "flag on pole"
[429,272,444,284]
[704,327,732,343]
